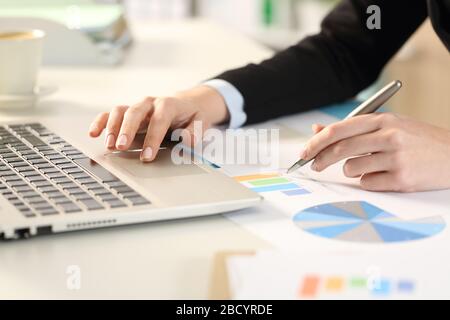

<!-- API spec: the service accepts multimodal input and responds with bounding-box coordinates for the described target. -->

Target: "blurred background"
[1,0,449,128]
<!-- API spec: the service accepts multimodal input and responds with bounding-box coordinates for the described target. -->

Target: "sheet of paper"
[227,250,450,299]
[217,113,450,254]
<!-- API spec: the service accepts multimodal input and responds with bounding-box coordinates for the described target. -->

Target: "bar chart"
[298,274,416,299]
[234,173,310,196]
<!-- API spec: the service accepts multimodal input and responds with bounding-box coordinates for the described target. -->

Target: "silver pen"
[287,80,403,174]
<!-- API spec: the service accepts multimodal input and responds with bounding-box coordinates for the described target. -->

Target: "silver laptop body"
[0,117,261,240]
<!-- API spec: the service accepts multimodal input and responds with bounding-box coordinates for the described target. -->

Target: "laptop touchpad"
[105,149,207,178]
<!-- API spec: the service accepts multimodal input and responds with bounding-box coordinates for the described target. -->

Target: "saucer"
[0,86,58,109]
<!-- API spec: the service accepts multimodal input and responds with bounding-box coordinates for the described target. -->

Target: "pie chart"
[293,201,445,243]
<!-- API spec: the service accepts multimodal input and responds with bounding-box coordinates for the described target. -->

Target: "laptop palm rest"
[104,148,207,179]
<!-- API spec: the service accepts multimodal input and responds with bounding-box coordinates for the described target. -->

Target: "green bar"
[349,277,367,288]
[248,177,290,186]
[262,0,274,26]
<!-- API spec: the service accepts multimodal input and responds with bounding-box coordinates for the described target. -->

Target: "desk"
[0,19,272,299]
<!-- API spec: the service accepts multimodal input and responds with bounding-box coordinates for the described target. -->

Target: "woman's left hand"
[301,113,450,192]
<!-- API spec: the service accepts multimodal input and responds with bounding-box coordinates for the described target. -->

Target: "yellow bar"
[325,277,344,291]
[234,173,279,182]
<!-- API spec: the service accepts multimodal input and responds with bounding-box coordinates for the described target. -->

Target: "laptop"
[0,117,261,240]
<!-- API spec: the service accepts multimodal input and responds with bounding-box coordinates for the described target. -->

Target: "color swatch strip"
[234,173,310,196]
[298,275,415,298]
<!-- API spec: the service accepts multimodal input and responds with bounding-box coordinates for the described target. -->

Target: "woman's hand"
[88,86,229,162]
[302,113,450,192]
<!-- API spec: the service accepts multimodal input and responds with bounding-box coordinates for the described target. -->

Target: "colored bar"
[234,173,278,182]
[283,188,310,196]
[397,280,415,293]
[248,177,290,186]
[325,277,344,292]
[300,275,320,298]
[370,279,391,295]
[251,183,299,193]
[349,277,367,289]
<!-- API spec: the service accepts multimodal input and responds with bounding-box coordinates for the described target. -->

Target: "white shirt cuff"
[203,79,247,129]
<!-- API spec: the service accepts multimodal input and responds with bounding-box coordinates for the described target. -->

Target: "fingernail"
[141,147,153,161]
[312,162,319,171]
[105,134,115,149]
[300,147,307,159]
[117,134,128,147]
[89,123,98,133]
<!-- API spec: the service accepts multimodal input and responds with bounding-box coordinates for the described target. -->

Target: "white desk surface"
[0,19,273,299]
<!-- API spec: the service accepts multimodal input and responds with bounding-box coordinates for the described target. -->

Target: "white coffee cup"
[0,30,45,96]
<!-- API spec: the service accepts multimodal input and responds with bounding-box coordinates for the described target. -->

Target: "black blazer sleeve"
[214,0,428,125]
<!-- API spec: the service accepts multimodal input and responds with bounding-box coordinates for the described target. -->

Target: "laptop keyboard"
[0,123,151,218]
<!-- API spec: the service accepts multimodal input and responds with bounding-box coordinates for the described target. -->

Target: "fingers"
[358,153,414,192]
[311,131,387,172]
[116,97,155,151]
[360,171,414,192]
[183,113,209,148]
[89,112,109,137]
[303,114,385,160]
[312,123,325,134]
[140,98,176,162]
[360,172,394,192]
[343,152,392,178]
[105,105,128,149]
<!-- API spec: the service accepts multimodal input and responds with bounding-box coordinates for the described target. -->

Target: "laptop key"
[107,199,127,208]
[62,183,79,190]
[63,166,84,174]
[4,175,22,182]
[45,172,66,179]
[16,166,35,172]
[11,161,31,168]
[71,173,91,180]
[39,208,59,216]
[27,173,47,180]
[67,188,86,195]
[54,159,72,166]
[13,185,33,192]
[1,152,17,158]
[21,191,41,198]
[98,193,119,201]
[86,183,104,190]
[41,168,61,174]
[53,177,72,184]
[127,196,151,206]
[47,155,65,161]
[92,188,111,196]
[22,135,46,147]
[5,157,22,163]
[60,202,82,213]
[74,193,93,201]
[53,196,72,204]
[26,155,45,161]
[28,198,48,205]
[47,191,66,199]
[73,158,118,183]
[22,170,42,177]
[112,185,135,193]
[57,163,77,170]
[18,150,36,156]
[35,163,53,169]
[38,186,58,193]
[79,178,97,185]
[32,180,52,187]
[79,198,104,211]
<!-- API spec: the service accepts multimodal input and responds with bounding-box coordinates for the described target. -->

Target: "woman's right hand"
[88,85,229,162]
